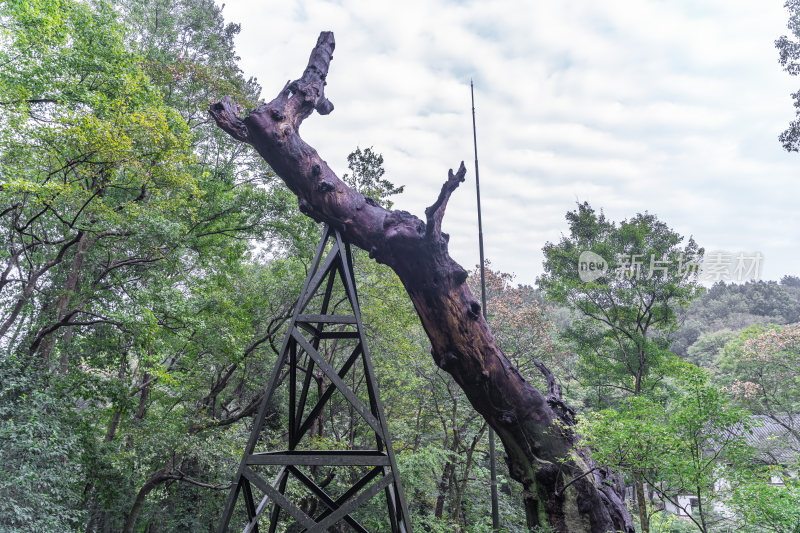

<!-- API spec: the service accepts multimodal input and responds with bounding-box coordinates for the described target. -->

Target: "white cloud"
[220,0,800,284]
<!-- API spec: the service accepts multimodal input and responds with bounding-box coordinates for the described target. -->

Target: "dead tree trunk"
[210,31,633,533]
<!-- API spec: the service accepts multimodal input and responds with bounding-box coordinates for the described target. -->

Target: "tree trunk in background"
[210,32,633,533]
[634,473,649,533]
[36,231,90,368]
[434,455,456,519]
[122,463,172,533]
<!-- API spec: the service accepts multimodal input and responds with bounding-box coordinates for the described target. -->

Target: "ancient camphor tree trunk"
[210,32,634,533]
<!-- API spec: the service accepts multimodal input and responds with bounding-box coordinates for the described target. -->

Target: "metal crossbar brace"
[216,224,412,533]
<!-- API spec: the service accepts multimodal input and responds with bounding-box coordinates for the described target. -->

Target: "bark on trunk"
[122,464,172,533]
[37,230,91,368]
[209,31,633,533]
[634,474,649,533]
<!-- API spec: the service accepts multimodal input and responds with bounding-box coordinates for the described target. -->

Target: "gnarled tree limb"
[210,31,633,533]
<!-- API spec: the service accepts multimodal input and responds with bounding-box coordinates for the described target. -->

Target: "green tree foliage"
[538,202,704,533]
[0,0,306,530]
[728,464,800,533]
[685,329,735,371]
[538,202,703,403]
[579,365,755,533]
[0,384,87,531]
[777,0,800,151]
[669,289,800,533]
[1,0,190,526]
[341,146,405,209]
[718,323,800,451]
[671,279,800,357]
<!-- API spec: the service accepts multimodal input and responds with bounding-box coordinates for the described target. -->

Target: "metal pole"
[471,79,499,531]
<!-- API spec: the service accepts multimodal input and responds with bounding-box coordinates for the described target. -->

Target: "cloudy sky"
[220,0,799,285]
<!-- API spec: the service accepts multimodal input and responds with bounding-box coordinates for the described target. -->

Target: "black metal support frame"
[217,225,412,533]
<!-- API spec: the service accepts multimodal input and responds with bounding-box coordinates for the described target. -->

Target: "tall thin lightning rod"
[471,79,500,531]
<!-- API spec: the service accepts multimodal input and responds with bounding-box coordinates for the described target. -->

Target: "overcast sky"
[220,0,799,285]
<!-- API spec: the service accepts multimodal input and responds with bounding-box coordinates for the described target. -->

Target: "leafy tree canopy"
[341,146,404,209]
[538,202,703,401]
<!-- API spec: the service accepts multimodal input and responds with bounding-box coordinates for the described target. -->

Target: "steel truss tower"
[217,224,412,533]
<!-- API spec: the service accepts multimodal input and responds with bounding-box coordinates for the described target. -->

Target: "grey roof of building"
[743,415,799,465]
